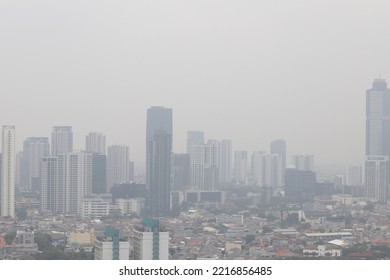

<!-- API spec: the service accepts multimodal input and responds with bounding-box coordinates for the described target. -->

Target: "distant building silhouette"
[51,126,73,156]
[146,107,172,217]
[270,139,286,185]
[186,131,204,154]
[85,132,106,155]
[107,145,129,192]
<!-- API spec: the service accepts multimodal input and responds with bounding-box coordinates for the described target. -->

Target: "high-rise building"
[21,137,50,192]
[366,156,388,202]
[251,152,283,188]
[40,152,92,214]
[107,145,129,192]
[291,155,315,171]
[186,131,204,154]
[86,132,106,155]
[190,144,218,190]
[285,167,317,200]
[51,126,73,156]
[347,165,363,186]
[172,153,190,191]
[234,150,248,184]
[365,79,390,201]
[92,154,107,194]
[1,126,15,218]
[133,218,169,260]
[219,139,232,184]
[146,107,172,216]
[270,139,286,185]
[148,130,172,216]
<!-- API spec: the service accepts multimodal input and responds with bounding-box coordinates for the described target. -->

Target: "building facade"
[1,126,15,218]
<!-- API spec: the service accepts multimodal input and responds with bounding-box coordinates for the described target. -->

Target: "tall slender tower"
[86,132,106,155]
[51,126,73,156]
[1,126,15,218]
[146,107,172,216]
[365,78,390,201]
[270,139,286,185]
[106,145,129,191]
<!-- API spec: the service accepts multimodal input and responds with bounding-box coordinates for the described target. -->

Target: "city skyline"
[3,1,390,167]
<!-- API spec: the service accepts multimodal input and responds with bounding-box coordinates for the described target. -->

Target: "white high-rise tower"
[1,126,15,218]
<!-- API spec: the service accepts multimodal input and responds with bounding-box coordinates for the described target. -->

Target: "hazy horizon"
[2,1,390,167]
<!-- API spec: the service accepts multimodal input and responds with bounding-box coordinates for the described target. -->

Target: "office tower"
[133,218,169,260]
[40,152,92,214]
[365,79,390,201]
[172,153,190,191]
[85,132,106,155]
[94,227,130,260]
[92,154,107,194]
[285,167,317,200]
[107,145,129,191]
[251,152,283,188]
[146,106,172,216]
[219,139,232,183]
[186,131,204,154]
[148,130,172,216]
[51,126,73,156]
[1,126,15,218]
[234,150,248,184]
[129,161,135,182]
[15,151,23,192]
[21,137,50,192]
[270,139,286,184]
[366,156,388,202]
[291,154,315,171]
[190,144,218,190]
[347,165,363,186]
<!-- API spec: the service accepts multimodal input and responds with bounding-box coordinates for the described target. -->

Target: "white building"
[190,144,218,190]
[85,132,106,155]
[51,126,73,156]
[133,219,169,260]
[41,152,92,215]
[219,139,232,183]
[365,156,388,202]
[94,227,129,260]
[116,198,145,216]
[234,150,248,184]
[107,145,129,191]
[252,152,283,188]
[81,196,110,219]
[1,126,15,218]
[291,154,315,171]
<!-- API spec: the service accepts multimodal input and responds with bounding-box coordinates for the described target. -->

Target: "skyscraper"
[251,152,283,188]
[146,107,172,216]
[41,152,92,214]
[219,139,232,184]
[21,137,50,192]
[365,79,390,201]
[190,144,218,190]
[1,126,15,218]
[107,145,129,191]
[51,126,73,156]
[270,139,286,185]
[187,131,204,154]
[86,132,106,155]
[234,150,248,185]
[291,155,315,171]
[148,131,172,216]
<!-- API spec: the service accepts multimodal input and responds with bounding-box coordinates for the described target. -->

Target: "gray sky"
[1,0,390,168]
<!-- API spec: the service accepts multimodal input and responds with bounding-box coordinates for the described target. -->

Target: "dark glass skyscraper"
[365,79,390,201]
[146,107,172,216]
